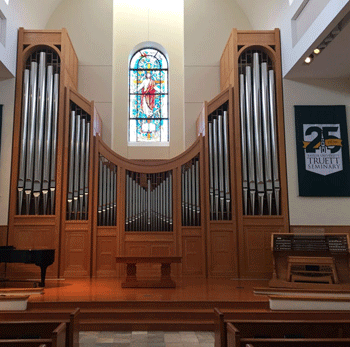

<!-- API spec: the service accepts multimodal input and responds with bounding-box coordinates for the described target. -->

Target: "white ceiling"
[285,16,350,79]
[9,0,350,80]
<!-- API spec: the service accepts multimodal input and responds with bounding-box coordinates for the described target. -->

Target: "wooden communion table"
[115,256,182,288]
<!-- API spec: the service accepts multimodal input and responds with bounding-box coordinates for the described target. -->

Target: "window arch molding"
[128,42,169,143]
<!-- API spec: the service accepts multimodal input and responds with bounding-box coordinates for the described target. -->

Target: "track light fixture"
[304,55,313,64]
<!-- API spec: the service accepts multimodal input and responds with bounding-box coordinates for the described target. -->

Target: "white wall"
[113,1,184,159]
[46,0,113,147]
[184,0,252,148]
[284,77,350,225]
[235,0,288,30]
[0,78,15,225]
[0,0,63,225]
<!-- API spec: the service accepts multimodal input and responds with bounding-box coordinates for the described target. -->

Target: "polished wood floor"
[2,278,350,331]
[28,277,270,305]
[0,278,270,331]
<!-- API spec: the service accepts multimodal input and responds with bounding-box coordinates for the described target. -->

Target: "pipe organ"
[125,171,173,232]
[220,29,289,278]
[238,50,280,216]
[7,28,288,282]
[66,102,91,221]
[17,49,60,216]
[207,104,231,221]
[181,156,200,226]
[98,156,117,227]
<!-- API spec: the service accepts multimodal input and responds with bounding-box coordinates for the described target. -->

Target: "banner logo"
[303,124,343,176]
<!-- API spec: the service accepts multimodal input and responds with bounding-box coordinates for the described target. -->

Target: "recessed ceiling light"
[313,48,321,55]
[304,56,313,64]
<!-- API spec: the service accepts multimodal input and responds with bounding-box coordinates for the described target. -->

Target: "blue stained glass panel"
[152,70,168,94]
[129,47,169,142]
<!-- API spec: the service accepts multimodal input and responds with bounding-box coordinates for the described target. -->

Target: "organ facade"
[7,28,289,281]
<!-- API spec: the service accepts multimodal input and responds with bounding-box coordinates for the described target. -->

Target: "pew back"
[0,307,80,347]
[0,322,66,347]
[226,322,350,347]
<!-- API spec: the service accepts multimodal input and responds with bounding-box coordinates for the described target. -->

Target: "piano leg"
[39,265,48,287]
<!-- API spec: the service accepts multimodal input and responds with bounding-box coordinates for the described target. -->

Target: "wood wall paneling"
[209,230,235,276]
[96,235,117,277]
[182,236,204,276]
[63,230,90,277]
[239,226,284,278]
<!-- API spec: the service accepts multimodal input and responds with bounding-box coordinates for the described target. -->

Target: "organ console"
[6,28,290,283]
[270,233,350,289]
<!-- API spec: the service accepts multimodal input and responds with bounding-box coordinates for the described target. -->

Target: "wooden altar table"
[115,256,182,288]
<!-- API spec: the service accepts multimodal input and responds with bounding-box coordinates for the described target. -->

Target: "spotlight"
[313,48,321,55]
[304,55,313,64]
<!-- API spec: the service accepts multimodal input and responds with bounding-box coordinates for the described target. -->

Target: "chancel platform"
[1,278,350,332]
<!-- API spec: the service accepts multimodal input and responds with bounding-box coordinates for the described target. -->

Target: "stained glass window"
[129,48,169,142]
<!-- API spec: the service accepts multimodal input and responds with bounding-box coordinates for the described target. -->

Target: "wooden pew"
[215,308,350,347]
[0,307,80,347]
[214,307,227,347]
[0,321,66,347]
[226,321,350,347]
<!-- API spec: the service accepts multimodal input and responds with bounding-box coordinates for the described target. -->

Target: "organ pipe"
[18,50,60,215]
[245,66,256,215]
[66,104,91,220]
[212,118,219,218]
[67,110,76,219]
[73,111,81,219]
[79,117,86,218]
[239,50,281,215]
[125,171,172,231]
[217,114,225,219]
[208,123,214,220]
[50,73,59,215]
[42,65,54,215]
[24,61,38,214]
[33,52,46,215]
[181,156,201,226]
[207,104,231,220]
[17,69,30,215]
[269,69,281,215]
[261,62,273,215]
[97,156,117,227]
[253,53,265,215]
[222,111,231,217]
[239,74,248,215]
[84,122,90,219]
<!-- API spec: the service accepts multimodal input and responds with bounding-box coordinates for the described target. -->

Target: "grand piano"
[0,246,55,287]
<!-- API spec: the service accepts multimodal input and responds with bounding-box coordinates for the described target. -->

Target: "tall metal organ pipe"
[66,103,91,220]
[207,104,231,220]
[125,171,172,231]
[17,50,60,215]
[181,156,201,226]
[239,50,281,215]
[97,156,117,227]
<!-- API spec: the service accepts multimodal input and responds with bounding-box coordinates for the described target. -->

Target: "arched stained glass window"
[129,47,169,142]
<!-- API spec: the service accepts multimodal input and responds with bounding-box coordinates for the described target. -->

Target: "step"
[80,319,214,331]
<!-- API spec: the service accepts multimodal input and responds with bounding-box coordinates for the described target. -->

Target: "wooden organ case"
[218,29,289,278]
[8,28,78,280]
[6,28,289,281]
